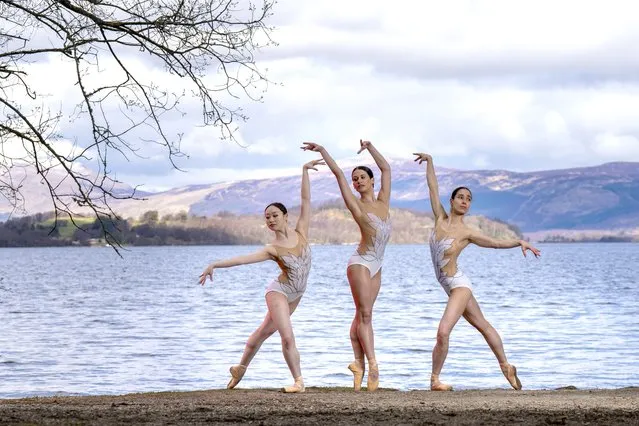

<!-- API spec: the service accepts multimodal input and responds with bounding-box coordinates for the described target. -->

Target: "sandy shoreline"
[1,387,637,425]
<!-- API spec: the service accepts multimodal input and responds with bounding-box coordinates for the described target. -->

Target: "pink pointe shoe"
[282,376,305,393]
[500,363,522,390]
[367,359,379,392]
[430,374,453,391]
[348,359,365,391]
[227,365,247,389]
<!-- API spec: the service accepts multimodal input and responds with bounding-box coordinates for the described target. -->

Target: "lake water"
[0,243,637,398]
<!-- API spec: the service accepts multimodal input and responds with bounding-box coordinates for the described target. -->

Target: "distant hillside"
[0,163,138,218]
[2,160,638,232]
[154,206,521,246]
[525,228,639,243]
[0,206,522,247]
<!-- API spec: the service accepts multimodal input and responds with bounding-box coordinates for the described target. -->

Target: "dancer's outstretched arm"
[414,153,446,220]
[301,142,362,216]
[359,140,391,204]
[296,159,325,237]
[198,247,276,285]
[468,230,541,258]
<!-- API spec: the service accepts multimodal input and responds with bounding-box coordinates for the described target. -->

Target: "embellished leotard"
[266,230,312,302]
[347,212,392,277]
[429,231,473,296]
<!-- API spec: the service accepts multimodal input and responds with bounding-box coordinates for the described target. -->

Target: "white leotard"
[266,230,312,302]
[429,231,473,296]
[347,212,392,277]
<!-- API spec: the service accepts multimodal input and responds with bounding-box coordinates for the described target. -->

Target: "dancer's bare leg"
[228,297,300,389]
[266,292,304,393]
[349,315,365,360]
[463,295,521,390]
[227,314,276,389]
[348,265,381,391]
[239,317,276,364]
[431,287,472,391]
[348,314,366,391]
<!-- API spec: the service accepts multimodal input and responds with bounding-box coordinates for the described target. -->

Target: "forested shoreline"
[0,211,251,248]
[1,207,525,248]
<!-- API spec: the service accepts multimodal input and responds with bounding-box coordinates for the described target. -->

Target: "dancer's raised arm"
[414,153,446,220]
[468,230,541,258]
[296,159,325,237]
[198,247,275,285]
[359,140,391,204]
[301,142,361,216]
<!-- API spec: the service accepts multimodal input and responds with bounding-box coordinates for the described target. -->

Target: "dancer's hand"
[520,241,541,258]
[301,142,324,152]
[357,139,372,154]
[303,159,326,171]
[198,264,215,285]
[413,153,432,164]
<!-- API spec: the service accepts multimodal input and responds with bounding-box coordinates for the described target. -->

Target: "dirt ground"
[1,387,637,425]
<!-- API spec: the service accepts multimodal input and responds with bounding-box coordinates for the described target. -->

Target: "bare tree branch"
[0,0,275,253]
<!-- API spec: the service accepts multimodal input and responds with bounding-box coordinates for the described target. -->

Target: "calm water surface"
[0,243,637,398]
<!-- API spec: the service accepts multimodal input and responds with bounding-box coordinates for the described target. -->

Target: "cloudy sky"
[15,0,639,191]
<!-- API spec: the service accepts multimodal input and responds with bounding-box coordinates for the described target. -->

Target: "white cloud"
[180,126,244,158]
[246,137,289,155]
[592,133,639,158]
[544,111,568,137]
[124,165,302,192]
[270,1,639,81]
[8,0,639,192]
[472,155,490,169]
[1,135,81,168]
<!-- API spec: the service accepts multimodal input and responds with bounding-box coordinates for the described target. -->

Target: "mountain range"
[1,160,638,232]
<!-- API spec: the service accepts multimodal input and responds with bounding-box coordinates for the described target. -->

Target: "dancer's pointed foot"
[227,365,247,389]
[500,363,522,390]
[282,376,305,393]
[430,374,453,391]
[367,359,379,392]
[347,359,365,391]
